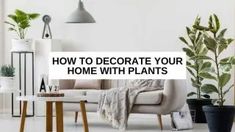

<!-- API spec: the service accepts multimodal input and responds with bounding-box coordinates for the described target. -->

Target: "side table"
[17,96,89,132]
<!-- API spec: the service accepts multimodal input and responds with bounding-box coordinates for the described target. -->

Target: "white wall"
[0,0,4,64]
[2,0,235,106]
[0,0,4,111]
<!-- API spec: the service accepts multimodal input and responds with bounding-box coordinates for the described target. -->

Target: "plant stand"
[11,51,35,117]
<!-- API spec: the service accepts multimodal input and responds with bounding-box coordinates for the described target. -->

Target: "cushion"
[60,89,86,96]
[59,79,75,89]
[135,90,163,104]
[74,79,102,89]
[85,90,163,105]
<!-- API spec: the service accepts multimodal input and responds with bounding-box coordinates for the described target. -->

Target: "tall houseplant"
[0,65,15,92]
[193,14,235,132]
[179,16,213,123]
[5,9,40,51]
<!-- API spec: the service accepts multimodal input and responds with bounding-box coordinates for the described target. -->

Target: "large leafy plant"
[0,65,15,77]
[5,9,40,39]
[193,14,235,106]
[180,16,211,99]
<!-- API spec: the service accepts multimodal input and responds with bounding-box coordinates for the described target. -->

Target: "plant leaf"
[220,63,232,72]
[19,21,30,29]
[217,28,227,39]
[8,14,18,23]
[221,56,235,65]
[193,25,209,31]
[199,72,217,81]
[201,84,218,94]
[28,13,40,19]
[4,21,15,27]
[186,27,191,35]
[190,55,213,61]
[8,27,17,31]
[179,37,188,45]
[204,35,217,52]
[208,15,213,29]
[183,48,194,57]
[202,94,210,99]
[200,61,212,71]
[187,92,197,97]
[213,14,220,33]
[227,38,234,45]
[219,73,231,88]
[187,67,195,77]
[223,84,234,96]
[220,57,232,64]
[218,44,228,55]
[15,9,27,16]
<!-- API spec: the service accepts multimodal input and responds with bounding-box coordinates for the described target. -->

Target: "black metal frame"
[11,51,35,117]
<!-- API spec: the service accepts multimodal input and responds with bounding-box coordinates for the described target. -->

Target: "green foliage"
[4,9,40,39]
[180,16,212,99]
[0,65,15,77]
[193,14,235,106]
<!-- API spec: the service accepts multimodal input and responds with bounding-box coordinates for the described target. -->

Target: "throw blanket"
[97,80,163,130]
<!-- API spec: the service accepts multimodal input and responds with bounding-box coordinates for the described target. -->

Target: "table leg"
[56,102,64,132]
[20,101,27,132]
[80,101,89,132]
[75,112,78,123]
[46,102,53,132]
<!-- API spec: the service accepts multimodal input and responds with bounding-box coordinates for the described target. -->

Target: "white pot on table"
[0,77,15,92]
[11,39,33,52]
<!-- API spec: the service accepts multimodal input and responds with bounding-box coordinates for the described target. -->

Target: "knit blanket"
[97,80,163,130]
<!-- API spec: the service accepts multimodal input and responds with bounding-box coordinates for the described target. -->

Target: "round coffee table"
[17,95,89,132]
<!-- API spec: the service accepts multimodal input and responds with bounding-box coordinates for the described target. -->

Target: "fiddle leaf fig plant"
[193,14,235,106]
[4,9,40,39]
[180,16,212,99]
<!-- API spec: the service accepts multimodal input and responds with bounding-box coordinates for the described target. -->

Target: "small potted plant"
[194,14,235,132]
[179,16,213,123]
[0,65,15,91]
[5,9,40,51]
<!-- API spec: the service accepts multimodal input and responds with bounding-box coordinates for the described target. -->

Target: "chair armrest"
[158,79,187,114]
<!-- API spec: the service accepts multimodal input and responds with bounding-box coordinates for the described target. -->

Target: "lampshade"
[66,0,95,23]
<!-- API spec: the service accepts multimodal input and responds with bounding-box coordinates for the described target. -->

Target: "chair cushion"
[74,79,102,89]
[61,89,163,105]
[60,89,87,96]
[135,90,163,105]
[72,89,163,105]
[59,79,75,89]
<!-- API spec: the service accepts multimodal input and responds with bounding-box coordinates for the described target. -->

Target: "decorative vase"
[187,99,212,123]
[0,77,14,91]
[203,105,235,132]
[11,39,33,52]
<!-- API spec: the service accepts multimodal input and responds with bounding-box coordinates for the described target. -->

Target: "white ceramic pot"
[11,39,33,52]
[0,77,15,91]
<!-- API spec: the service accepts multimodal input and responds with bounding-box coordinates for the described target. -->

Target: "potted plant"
[0,65,15,91]
[193,14,235,132]
[5,9,40,52]
[179,16,213,123]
